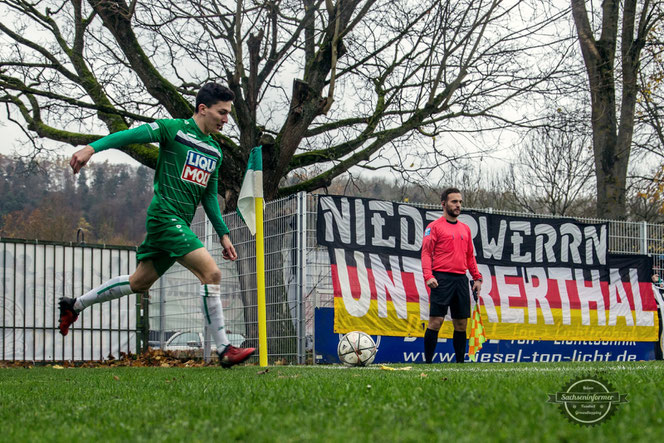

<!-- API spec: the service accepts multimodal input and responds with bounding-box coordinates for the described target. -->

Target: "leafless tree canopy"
[506,112,595,216]
[633,21,664,172]
[1,0,569,208]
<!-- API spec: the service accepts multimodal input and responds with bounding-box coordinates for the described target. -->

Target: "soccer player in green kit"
[59,83,255,367]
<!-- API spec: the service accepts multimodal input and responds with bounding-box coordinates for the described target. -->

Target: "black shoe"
[58,297,79,336]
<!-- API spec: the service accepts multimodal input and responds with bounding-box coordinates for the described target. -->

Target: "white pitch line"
[295,364,664,373]
[410,364,664,373]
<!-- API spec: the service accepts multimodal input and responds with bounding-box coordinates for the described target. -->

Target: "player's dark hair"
[441,187,461,202]
[195,83,235,113]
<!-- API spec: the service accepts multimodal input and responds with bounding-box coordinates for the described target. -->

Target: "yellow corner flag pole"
[255,194,268,366]
[237,146,267,366]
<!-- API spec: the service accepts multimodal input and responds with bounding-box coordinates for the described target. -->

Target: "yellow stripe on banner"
[480,306,658,342]
[256,196,268,366]
[333,298,442,338]
[332,298,659,342]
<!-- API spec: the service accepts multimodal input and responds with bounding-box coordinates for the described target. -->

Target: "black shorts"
[429,271,471,319]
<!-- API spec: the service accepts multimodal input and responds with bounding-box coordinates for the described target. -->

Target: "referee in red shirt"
[421,187,482,363]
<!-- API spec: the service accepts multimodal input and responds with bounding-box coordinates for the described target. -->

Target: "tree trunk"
[572,0,652,220]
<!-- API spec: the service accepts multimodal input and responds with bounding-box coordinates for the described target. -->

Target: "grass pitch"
[1,361,662,442]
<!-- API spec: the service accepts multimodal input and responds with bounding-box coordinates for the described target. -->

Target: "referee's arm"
[466,236,482,293]
[421,227,438,288]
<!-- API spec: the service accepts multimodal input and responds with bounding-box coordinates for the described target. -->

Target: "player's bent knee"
[200,268,222,285]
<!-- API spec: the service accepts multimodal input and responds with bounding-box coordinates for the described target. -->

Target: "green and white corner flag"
[237,146,263,236]
[237,145,268,366]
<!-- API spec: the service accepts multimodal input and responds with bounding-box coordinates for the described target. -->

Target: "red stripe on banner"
[330,264,425,303]
[480,276,657,311]
[331,265,657,312]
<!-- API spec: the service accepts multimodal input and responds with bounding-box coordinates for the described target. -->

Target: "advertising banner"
[314,307,656,363]
[317,196,659,341]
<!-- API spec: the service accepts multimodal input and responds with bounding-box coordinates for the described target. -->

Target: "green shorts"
[136,216,204,276]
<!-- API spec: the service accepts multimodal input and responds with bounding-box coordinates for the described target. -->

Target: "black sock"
[453,330,466,363]
[424,328,439,363]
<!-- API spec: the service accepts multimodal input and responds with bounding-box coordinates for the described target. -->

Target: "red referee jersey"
[420,216,482,282]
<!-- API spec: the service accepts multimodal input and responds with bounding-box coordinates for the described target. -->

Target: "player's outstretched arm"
[70,124,158,174]
[220,234,238,261]
[70,145,95,174]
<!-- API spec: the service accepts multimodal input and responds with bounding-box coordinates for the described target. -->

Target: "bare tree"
[637,21,664,151]
[571,0,664,219]
[0,0,572,207]
[506,112,595,216]
[629,21,664,217]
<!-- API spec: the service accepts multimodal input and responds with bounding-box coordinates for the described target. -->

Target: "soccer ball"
[337,331,377,366]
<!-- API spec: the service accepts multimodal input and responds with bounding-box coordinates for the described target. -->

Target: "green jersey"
[90,118,229,237]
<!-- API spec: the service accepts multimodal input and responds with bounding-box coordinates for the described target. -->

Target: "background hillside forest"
[2,153,661,245]
[0,155,152,245]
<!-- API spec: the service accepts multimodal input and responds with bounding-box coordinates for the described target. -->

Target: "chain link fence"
[148,193,320,363]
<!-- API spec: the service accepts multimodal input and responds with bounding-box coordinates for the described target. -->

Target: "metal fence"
[0,238,137,361]
[148,192,325,364]
[3,193,664,363]
[150,193,664,364]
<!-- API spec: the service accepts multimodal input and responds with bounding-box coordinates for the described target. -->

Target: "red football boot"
[58,297,79,336]
[218,345,256,368]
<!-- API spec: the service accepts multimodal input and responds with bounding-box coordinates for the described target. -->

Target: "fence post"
[136,292,149,354]
[203,213,212,362]
[296,191,308,364]
[159,279,166,349]
[308,194,317,365]
[642,221,648,255]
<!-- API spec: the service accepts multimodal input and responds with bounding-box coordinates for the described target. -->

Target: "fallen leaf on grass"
[52,365,64,370]
[420,373,428,377]
[257,368,270,375]
[380,365,413,371]
[113,375,120,381]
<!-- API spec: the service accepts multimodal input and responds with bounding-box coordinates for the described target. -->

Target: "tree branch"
[89,0,193,118]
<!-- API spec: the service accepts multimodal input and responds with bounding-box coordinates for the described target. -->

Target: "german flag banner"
[317,195,658,341]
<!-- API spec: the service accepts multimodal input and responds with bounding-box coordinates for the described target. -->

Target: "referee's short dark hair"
[195,83,235,112]
[441,187,461,202]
